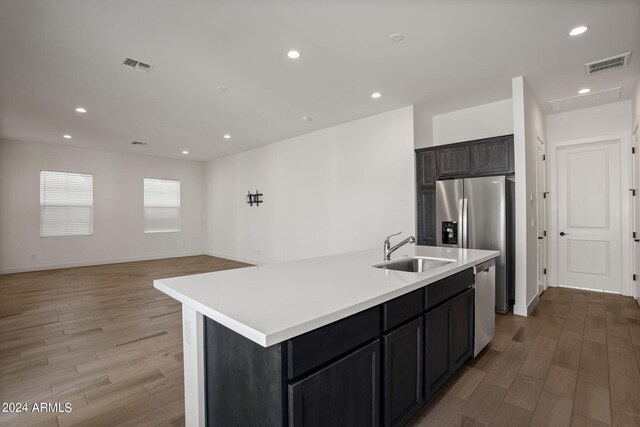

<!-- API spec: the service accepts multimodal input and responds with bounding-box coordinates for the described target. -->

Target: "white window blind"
[144,178,180,233]
[40,171,93,237]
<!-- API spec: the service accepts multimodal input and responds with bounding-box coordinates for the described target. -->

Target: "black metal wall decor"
[246,190,263,206]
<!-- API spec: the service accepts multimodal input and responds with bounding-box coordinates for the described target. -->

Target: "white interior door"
[536,140,548,293]
[557,139,622,293]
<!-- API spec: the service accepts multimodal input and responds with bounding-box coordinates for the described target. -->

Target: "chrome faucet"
[383,232,416,260]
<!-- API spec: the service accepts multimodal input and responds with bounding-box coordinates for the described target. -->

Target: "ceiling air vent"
[131,141,148,146]
[122,57,154,74]
[585,52,631,75]
[548,87,621,112]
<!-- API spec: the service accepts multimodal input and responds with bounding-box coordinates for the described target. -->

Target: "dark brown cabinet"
[469,136,513,176]
[383,318,423,427]
[289,340,380,427]
[417,188,436,246]
[424,287,474,400]
[416,150,437,188]
[451,289,474,369]
[424,302,451,398]
[436,145,470,179]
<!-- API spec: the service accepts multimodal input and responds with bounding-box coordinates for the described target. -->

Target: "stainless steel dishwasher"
[474,259,496,357]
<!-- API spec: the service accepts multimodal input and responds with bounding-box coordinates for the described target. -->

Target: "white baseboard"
[205,251,263,266]
[513,294,539,317]
[0,251,206,275]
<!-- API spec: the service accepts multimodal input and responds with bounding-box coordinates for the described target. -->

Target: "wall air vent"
[548,87,621,112]
[122,57,154,74]
[131,141,148,146]
[585,52,631,75]
[123,58,138,68]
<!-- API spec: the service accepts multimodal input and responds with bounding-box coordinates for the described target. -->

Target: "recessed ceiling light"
[74,107,87,113]
[371,92,382,99]
[578,88,591,94]
[223,134,231,139]
[388,33,403,43]
[569,26,589,36]
[63,134,72,139]
[182,150,189,154]
[217,85,229,92]
[302,115,313,122]
[287,50,301,60]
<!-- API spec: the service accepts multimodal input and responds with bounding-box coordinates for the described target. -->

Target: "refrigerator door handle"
[458,198,464,248]
[462,198,468,248]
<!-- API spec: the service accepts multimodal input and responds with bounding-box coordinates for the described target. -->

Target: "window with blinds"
[144,178,180,233]
[40,171,94,237]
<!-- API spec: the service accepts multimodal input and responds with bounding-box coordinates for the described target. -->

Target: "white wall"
[512,76,545,316]
[633,79,640,132]
[205,106,415,264]
[546,100,633,295]
[0,139,206,273]
[547,101,633,143]
[432,99,514,146]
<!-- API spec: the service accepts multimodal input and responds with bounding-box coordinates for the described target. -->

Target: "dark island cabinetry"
[425,288,474,399]
[289,340,380,427]
[204,268,476,427]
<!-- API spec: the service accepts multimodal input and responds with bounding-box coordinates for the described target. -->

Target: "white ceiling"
[1,0,638,161]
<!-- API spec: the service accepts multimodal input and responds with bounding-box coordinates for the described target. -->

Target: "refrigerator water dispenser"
[441,221,458,245]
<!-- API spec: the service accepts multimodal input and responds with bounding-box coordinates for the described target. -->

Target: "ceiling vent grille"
[548,87,621,112]
[585,52,631,75]
[122,57,154,74]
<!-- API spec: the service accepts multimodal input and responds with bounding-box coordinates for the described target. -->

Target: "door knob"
[560,232,569,236]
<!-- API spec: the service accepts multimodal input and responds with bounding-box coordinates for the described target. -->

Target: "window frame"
[143,177,181,234]
[39,170,94,238]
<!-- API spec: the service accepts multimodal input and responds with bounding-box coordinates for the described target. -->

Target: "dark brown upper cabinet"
[469,136,513,176]
[436,145,470,179]
[421,135,514,182]
[416,150,437,188]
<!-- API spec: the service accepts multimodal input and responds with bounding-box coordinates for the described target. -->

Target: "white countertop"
[154,246,499,347]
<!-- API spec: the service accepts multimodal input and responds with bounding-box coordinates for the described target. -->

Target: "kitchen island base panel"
[205,318,286,427]
[182,305,206,427]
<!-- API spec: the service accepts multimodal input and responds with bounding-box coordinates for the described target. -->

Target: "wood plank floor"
[0,256,249,427]
[411,287,640,427]
[2,258,640,426]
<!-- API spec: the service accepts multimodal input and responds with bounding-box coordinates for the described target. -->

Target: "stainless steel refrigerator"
[436,175,515,314]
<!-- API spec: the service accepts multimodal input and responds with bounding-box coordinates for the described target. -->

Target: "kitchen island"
[154,245,499,427]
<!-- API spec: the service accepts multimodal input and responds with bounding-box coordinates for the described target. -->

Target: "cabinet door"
[469,136,513,176]
[383,318,423,427]
[424,303,451,399]
[289,340,380,427]
[437,145,470,179]
[417,188,436,246]
[416,150,437,188]
[451,289,474,369]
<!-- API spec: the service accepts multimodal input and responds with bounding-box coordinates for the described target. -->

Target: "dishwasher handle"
[474,258,496,275]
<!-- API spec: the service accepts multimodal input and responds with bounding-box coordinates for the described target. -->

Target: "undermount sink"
[373,257,453,273]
